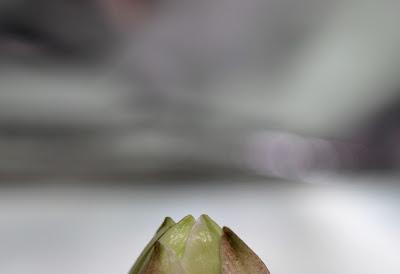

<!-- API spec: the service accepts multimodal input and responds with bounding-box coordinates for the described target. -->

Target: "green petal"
[129,217,176,274]
[220,227,270,274]
[138,242,186,274]
[181,215,223,274]
[159,215,196,258]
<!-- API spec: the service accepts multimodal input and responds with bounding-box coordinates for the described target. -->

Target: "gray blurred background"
[0,0,400,273]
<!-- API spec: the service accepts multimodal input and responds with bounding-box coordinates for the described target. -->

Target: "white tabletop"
[1,176,399,274]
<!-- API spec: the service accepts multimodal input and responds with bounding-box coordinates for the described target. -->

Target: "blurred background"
[0,0,399,273]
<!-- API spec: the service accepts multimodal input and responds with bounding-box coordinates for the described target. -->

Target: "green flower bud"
[129,215,270,274]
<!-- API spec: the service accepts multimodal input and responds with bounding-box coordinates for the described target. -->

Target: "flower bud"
[129,215,270,274]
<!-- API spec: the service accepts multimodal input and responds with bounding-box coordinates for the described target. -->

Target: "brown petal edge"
[220,227,270,274]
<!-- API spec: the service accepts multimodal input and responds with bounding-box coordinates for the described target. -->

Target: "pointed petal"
[159,215,196,257]
[129,217,176,274]
[157,217,176,234]
[181,215,223,274]
[201,214,223,234]
[139,242,186,274]
[220,227,270,274]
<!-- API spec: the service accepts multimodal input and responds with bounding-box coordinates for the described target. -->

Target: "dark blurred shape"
[0,0,115,59]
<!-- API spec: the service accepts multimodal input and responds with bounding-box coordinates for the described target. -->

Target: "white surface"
[0,178,399,274]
